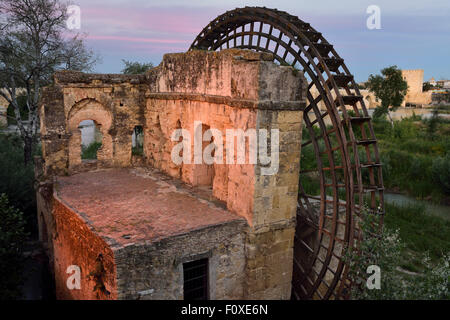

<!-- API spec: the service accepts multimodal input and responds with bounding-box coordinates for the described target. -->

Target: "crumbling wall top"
[53,70,146,86]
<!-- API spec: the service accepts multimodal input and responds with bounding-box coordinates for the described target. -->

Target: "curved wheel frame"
[189,6,384,300]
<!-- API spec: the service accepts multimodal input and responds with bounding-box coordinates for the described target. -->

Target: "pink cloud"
[79,6,214,36]
[86,35,190,44]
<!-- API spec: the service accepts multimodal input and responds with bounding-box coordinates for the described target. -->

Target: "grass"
[383,202,450,272]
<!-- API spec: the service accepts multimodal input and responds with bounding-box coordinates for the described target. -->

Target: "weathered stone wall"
[141,50,306,299]
[115,219,247,300]
[244,109,302,299]
[144,49,305,226]
[51,195,117,299]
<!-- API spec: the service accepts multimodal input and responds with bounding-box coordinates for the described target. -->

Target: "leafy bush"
[392,119,416,139]
[432,153,450,195]
[81,141,102,160]
[424,109,440,137]
[0,134,36,231]
[0,194,28,299]
[346,208,450,299]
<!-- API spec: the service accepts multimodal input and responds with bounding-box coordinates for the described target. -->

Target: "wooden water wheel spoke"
[190,6,384,300]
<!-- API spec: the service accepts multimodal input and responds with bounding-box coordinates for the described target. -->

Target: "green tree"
[0,0,99,164]
[422,82,434,92]
[0,193,28,299]
[121,60,154,74]
[366,66,408,126]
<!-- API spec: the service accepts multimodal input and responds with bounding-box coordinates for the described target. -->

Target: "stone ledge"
[164,49,275,62]
[54,71,146,85]
[246,217,297,235]
[146,92,305,111]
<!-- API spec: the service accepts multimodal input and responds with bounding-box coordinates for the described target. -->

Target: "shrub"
[0,134,36,231]
[424,109,440,137]
[432,153,450,195]
[392,119,416,139]
[81,141,102,160]
[408,156,432,182]
[346,208,450,299]
[0,194,28,299]
[345,211,408,299]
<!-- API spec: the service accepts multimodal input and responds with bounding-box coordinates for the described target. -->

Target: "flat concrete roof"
[55,168,244,247]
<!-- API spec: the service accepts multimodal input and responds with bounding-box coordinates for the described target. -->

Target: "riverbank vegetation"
[374,112,450,204]
[347,208,449,299]
[359,111,450,297]
[299,110,450,297]
[384,202,449,272]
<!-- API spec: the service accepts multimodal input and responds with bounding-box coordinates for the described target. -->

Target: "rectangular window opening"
[132,125,144,156]
[183,258,209,300]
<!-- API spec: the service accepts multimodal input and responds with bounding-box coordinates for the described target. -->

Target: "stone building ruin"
[36,49,305,299]
[36,7,385,300]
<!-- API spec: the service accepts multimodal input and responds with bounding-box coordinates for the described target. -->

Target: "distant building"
[435,80,450,89]
[401,70,432,107]
[0,88,26,127]
[0,92,9,127]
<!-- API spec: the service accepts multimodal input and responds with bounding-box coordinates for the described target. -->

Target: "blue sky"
[73,0,450,82]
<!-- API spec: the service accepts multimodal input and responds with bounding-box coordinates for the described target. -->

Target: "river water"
[384,192,450,221]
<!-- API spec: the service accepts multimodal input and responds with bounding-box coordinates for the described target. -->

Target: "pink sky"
[72,1,450,81]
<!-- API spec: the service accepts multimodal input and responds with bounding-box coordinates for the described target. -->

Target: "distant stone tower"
[401,69,432,107]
